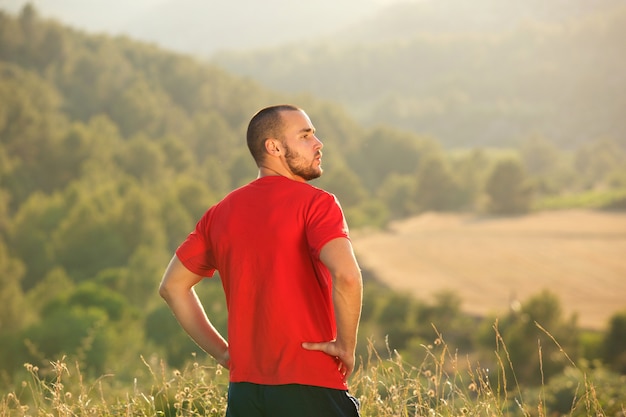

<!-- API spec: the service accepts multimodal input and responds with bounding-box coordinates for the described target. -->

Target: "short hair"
[246,104,301,166]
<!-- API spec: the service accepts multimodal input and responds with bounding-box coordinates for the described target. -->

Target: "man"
[159,104,363,416]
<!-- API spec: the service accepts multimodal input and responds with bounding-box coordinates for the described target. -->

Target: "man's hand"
[216,348,231,369]
[302,340,355,379]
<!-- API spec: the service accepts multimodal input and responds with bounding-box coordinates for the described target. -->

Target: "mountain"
[4,0,625,149]
[336,0,625,41]
[211,0,626,149]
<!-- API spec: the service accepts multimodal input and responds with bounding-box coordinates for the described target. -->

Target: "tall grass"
[1,325,622,416]
[1,353,229,417]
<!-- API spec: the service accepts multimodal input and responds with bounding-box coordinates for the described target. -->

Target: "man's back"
[160,105,362,417]
[177,175,350,389]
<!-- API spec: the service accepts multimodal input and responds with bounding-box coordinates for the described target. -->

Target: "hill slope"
[213,0,626,149]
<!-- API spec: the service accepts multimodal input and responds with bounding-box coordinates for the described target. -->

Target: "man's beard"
[284,145,322,181]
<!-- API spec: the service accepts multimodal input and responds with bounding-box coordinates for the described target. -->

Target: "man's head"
[247,104,300,166]
[247,105,324,182]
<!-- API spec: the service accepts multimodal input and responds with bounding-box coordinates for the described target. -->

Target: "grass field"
[352,209,626,330]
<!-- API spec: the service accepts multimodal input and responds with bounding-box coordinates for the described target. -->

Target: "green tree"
[51,183,128,281]
[419,290,474,351]
[109,75,177,137]
[158,134,196,174]
[74,115,125,182]
[521,135,568,196]
[125,245,169,309]
[347,127,433,193]
[114,184,167,253]
[574,137,625,190]
[374,292,419,352]
[160,196,195,252]
[145,305,201,367]
[170,174,219,221]
[479,290,579,386]
[60,282,130,321]
[202,156,232,198]
[344,199,389,229]
[0,282,28,377]
[0,188,9,236]
[54,40,134,123]
[304,101,361,153]
[190,112,239,166]
[23,280,142,375]
[146,277,227,367]
[228,149,257,189]
[26,267,74,314]
[0,63,68,207]
[0,240,28,333]
[414,154,461,212]
[449,148,491,210]
[17,4,44,66]
[37,23,70,68]
[0,144,13,234]
[9,191,66,290]
[521,135,561,177]
[114,134,167,182]
[603,310,626,374]
[378,174,417,219]
[23,306,111,374]
[317,164,368,208]
[485,157,532,214]
[0,11,23,63]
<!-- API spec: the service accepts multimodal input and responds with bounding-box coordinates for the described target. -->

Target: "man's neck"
[258,165,304,182]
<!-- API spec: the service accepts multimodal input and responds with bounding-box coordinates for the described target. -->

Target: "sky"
[2,0,171,34]
[1,0,415,53]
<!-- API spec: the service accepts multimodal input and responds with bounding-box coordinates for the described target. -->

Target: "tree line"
[213,1,626,151]
[1,5,625,394]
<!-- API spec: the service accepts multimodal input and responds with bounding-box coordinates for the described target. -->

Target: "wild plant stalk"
[0,323,619,417]
[351,330,511,416]
[534,321,607,417]
[0,353,228,417]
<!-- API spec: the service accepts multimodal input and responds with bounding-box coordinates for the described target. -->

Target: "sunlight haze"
[1,0,414,53]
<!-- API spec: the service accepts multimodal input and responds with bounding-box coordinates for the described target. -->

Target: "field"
[352,209,626,330]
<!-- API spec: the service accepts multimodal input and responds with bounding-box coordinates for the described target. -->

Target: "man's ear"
[265,138,282,156]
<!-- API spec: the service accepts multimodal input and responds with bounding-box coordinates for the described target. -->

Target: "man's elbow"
[159,256,186,302]
[159,279,173,302]
[336,268,363,290]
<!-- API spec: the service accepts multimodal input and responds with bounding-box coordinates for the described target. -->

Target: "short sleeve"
[175,208,217,277]
[306,192,349,259]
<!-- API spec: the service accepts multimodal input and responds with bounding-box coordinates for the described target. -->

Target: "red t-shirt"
[176,176,350,390]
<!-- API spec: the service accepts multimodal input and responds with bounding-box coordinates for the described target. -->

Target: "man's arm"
[302,237,363,378]
[159,255,230,367]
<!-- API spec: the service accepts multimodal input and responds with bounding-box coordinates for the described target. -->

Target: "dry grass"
[1,355,229,417]
[352,209,626,330]
[3,329,617,417]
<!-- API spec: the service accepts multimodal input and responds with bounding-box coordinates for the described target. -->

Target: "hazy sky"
[2,0,412,33]
[2,0,171,33]
[1,0,420,54]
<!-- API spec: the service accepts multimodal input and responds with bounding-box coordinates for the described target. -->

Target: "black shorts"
[226,382,361,417]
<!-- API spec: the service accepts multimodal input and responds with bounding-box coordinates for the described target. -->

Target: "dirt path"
[351,209,626,330]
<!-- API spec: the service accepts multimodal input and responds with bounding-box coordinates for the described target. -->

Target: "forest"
[213,0,626,150]
[1,4,626,414]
